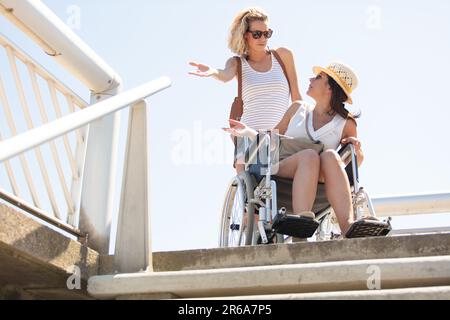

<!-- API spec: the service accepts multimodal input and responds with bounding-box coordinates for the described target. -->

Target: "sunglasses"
[247,29,273,40]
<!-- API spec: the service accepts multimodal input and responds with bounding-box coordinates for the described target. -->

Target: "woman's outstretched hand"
[188,62,217,77]
[222,119,257,138]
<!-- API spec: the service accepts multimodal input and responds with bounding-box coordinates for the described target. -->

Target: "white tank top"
[240,53,290,130]
[285,102,348,150]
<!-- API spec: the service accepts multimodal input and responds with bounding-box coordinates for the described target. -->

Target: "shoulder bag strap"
[235,56,243,99]
[271,49,292,94]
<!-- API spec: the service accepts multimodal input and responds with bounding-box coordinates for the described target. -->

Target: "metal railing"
[373,192,450,217]
[373,192,450,235]
[0,0,169,274]
[0,33,88,235]
[0,59,171,237]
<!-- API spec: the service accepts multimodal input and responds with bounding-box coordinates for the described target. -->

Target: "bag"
[229,57,243,123]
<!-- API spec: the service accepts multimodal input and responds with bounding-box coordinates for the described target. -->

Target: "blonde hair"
[228,7,269,56]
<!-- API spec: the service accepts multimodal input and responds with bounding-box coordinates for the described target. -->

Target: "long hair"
[228,7,269,56]
[327,76,361,124]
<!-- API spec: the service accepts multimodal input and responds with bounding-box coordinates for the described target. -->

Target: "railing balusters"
[66,96,83,146]
[26,63,84,219]
[65,96,87,228]
[2,47,41,208]
[1,37,87,223]
[48,81,78,179]
[26,64,65,218]
[46,136,75,216]
[0,34,87,109]
[68,124,88,228]
[0,131,21,197]
[5,45,67,218]
[0,73,22,197]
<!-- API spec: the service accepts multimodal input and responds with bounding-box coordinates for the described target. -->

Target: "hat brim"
[313,66,353,104]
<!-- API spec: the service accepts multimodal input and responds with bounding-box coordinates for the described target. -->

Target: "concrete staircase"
[2,203,450,300]
[90,233,450,300]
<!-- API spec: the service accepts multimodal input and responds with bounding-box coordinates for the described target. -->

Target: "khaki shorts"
[274,176,330,215]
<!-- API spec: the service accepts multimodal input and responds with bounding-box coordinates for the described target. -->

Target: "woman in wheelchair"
[224,62,391,240]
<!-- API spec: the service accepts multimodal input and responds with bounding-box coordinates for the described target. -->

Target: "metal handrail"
[0,77,171,162]
[0,188,83,238]
[373,192,450,217]
[0,0,122,93]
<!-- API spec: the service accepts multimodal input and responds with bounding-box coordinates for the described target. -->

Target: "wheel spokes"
[228,182,247,246]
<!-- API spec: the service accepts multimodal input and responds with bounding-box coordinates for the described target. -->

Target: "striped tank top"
[240,53,290,130]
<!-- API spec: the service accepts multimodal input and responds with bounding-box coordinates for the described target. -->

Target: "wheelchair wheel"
[219,172,256,247]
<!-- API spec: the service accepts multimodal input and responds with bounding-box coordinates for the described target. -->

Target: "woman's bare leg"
[276,149,320,214]
[320,150,354,234]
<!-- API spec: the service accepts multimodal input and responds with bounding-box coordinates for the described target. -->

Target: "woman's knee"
[320,149,341,165]
[296,149,320,166]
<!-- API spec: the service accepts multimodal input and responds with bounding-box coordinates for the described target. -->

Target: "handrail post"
[113,100,152,273]
[78,86,122,254]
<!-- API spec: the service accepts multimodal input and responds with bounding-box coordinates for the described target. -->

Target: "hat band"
[327,69,352,95]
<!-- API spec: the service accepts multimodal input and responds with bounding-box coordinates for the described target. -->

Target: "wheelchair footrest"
[345,218,392,238]
[272,213,320,239]
[257,231,277,245]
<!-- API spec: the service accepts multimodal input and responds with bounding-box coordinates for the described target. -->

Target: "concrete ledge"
[0,203,99,299]
[190,286,450,300]
[152,233,450,272]
[88,255,450,299]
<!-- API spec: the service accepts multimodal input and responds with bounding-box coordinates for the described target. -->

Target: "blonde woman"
[189,7,302,172]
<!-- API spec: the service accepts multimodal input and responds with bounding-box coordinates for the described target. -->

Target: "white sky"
[1,0,450,252]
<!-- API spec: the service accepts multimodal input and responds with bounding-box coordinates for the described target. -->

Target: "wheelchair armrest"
[338,143,354,163]
[244,137,256,166]
[244,132,271,170]
[337,143,359,188]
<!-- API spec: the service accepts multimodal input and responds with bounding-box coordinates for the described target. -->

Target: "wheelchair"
[219,131,391,248]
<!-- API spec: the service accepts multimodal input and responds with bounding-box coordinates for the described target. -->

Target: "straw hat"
[313,62,358,104]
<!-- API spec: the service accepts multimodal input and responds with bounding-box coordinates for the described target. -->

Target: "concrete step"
[186,286,450,300]
[88,255,450,299]
[151,233,450,272]
[0,203,99,299]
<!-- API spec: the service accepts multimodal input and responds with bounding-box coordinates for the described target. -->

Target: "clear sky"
[1,0,450,252]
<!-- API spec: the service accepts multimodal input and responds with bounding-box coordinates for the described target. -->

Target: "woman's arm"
[224,98,299,142]
[341,119,364,167]
[275,47,302,102]
[273,101,302,135]
[189,57,238,83]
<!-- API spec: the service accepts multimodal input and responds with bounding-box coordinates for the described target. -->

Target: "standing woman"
[189,7,302,172]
